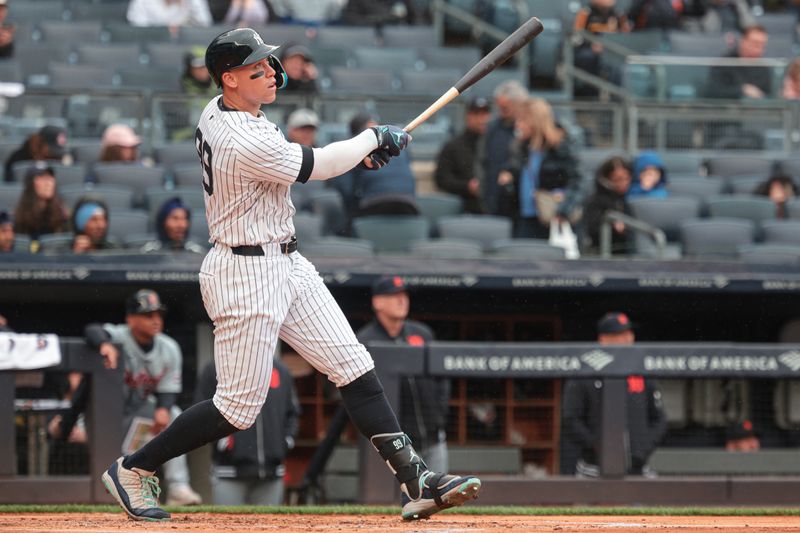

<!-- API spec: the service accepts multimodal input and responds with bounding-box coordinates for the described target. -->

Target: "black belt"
[231,237,297,256]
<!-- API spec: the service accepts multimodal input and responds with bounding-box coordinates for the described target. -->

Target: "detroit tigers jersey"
[195,95,314,247]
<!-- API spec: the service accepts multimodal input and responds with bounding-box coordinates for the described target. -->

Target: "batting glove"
[362,148,392,170]
[370,125,411,156]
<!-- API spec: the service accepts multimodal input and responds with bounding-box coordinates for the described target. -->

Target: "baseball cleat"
[401,471,482,520]
[101,457,171,521]
[166,483,202,506]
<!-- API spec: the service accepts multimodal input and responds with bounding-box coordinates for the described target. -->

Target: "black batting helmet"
[205,27,287,89]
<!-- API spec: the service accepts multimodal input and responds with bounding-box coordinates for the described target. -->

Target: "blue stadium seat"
[739,244,800,265]
[704,155,775,178]
[108,209,149,241]
[761,220,800,246]
[48,63,115,91]
[410,238,484,259]
[706,195,776,225]
[38,20,103,44]
[61,183,135,211]
[327,67,397,94]
[352,215,430,253]
[0,183,23,212]
[103,23,173,44]
[353,47,420,71]
[381,25,438,48]
[293,212,323,242]
[11,161,87,187]
[680,218,755,260]
[76,44,143,68]
[437,214,512,250]
[92,164,166,208]
[302,237,375,258]
[418,46,481,71]
[489,238,566,260]
[315,26,377,48]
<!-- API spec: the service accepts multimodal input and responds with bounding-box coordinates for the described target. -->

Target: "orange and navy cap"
[372,275,407,296]
[597,312,633,335]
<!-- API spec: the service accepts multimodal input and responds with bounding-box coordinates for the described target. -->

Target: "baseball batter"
[102,28,480,522]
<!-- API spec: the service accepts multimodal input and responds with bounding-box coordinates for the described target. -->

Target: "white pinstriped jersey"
[195,95,314,247]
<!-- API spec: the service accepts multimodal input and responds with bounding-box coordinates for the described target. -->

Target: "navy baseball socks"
[340,370,481,520]
[102,399,237,521]
[371,432,481,520]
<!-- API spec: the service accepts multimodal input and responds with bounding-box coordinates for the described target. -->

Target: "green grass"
[2,505,800,516]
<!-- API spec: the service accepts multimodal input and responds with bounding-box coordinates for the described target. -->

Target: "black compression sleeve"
[339,369,402,438]
[296,145,314,183]
[84,323,111,349]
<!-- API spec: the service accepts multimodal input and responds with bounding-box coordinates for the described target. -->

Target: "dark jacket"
[196,359,300,480]
[435,130,483,213]
[707,49,772,99]
[478,116,516,215]
[583,175,631,254]
[504,136,583,220]
[357,319,450,450]
[562,376,667,474]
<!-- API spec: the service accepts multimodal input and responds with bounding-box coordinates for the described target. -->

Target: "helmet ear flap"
[268,55,287,89]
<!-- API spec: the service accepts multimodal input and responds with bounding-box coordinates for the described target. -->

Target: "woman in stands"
[754,174,798,219]
[13,162,69,240]
[583,155,634,255]
[498,97,582,239]
[99,124,142,164]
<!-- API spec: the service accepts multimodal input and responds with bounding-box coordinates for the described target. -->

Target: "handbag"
[533,189,562,225]
[549,219,581,259]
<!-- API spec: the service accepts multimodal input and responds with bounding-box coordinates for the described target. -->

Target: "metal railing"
[600,210,667,259]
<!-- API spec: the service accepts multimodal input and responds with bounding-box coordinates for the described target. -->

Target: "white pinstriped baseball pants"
[199,243,375,429]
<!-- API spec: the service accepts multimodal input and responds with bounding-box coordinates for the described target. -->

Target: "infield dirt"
[0,513,799,532]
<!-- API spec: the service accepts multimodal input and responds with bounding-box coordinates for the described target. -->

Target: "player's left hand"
[362,148,392,170]
[152,407,170,435]
[370,125,411,156]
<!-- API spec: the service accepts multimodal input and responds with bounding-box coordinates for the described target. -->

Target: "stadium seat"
[725,175,766,195]
[667,176,725,201]
[11,234,32,254]
[786,199,800,219]
[146,43,193,70]
[470,69,526,98]
[529,21,562,85]
[704,155,775,178]
[599,30,665,55]
[178,26,230,45]
[61,184,135,211]
[706,195,776,225]
[382,25,438,48]
[409,238,484,259]
[437,215,512,250]
[578,149,629,177]
[68,1,129,22]
[5,93,69,120]
[738,244,800,265]
[38,20,103,44]
[293,212,323,242]
[308,46,353,69]
[0,183,23,212]
[776,156,800,177]
[92,164,166,208]
[302,237,375,258]
[407,127,449,161]
[667,32,729,57]
[70,141,103,166]
[76,44,143,68]
[37,233,75,254]
[755,13,798,36]
[659,152,703,175]
[489,238,566,260]
[11,161,87,187]
[145,187,205,223]
[415,193,464,236]
[308,190,348,237]
[418,46,481,71]
[680,218,755,260]
[399,69,461,96]
[172,163,203,188]
[118,68,183,93]
[108,210,149,241]
[255,24,313,46]
[153,144,200,169]
[190,212,209,243]
[327,67,397,94]
[352,215,430,253]
[8,1,65,23]
[315,26,377,48]
[353,47,420,71]
[629,197,702,242]
[763,35,795,59]
[0,60,23,83]
[103,23,173,44]
[48,63,116,90]
[761,220,800,246]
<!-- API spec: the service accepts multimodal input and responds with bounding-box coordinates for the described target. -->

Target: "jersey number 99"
[195,129,214,196]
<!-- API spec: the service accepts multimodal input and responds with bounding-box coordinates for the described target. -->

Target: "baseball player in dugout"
[85,289,202,506]
[561,312,667,477]
[357,276,451,473]
[101,28,481,521]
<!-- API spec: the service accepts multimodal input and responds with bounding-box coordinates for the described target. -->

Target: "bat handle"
[403,87,460,133]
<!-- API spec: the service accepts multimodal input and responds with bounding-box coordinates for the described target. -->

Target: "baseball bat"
[403,16,544,133]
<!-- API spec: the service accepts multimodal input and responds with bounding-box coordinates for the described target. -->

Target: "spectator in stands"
[725,419,760,451]
[342,0,416,25]
[141,197,206,254]
[83,289,202,506]
[209,0,270,25]
[127,0,212,32]
[13,163,69,239]
[285,108,320,147]
[0,210,15,252]
[754,174,798,218]
[478,80,529,216]
[573,0,631,98]
[330,112,417,220]
[70,197,119,254]
[181,46,218,97]
[628,151,669,200]
[562,312,667,477]
[269,0,346,24]
[708,25,771,99]
[434,97,492,214]
[357,276,450,472]
[700,0,757,32]
[629,0,685,29]
[280,44,319,94]
[782,57,800,99]
[499,97,582,238]
[195,355,300,505]
[0,0,15,59]
[99,124,142,164]
[4,125,68,183]
[583,156,633,255]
